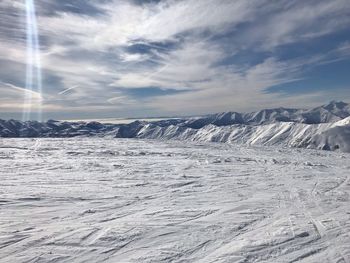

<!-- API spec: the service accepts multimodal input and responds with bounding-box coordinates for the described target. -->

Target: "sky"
[0,0,350,120]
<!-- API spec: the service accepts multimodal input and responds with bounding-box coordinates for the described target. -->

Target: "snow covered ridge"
[136,116,350,152]
[1,101,350,152]
[0,119,122,138]
[180,100,350,128]
[133,101,350,152]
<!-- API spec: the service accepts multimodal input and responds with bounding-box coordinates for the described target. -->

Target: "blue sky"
[0,0,350,120]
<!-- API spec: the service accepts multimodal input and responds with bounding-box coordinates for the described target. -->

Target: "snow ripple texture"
[0,138,349,262]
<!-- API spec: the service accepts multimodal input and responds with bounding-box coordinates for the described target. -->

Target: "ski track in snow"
[0,138,349,263]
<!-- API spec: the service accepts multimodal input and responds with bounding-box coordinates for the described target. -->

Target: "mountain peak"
[322,101,348,110]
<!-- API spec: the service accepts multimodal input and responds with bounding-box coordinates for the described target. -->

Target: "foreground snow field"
[0,138,349,262]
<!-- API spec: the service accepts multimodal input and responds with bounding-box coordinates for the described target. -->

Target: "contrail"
[58,85,78,95]
[23,0,42,122]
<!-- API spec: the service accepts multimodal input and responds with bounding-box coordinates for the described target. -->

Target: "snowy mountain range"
[1,101,350,152]
[181,100,350,128]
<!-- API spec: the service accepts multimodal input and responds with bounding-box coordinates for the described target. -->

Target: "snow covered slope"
[0,138,349,262]
[135,118,350,152]
[112,101,349,152]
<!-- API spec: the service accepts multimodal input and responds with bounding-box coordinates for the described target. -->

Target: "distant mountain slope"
[118,101,350,152]
[136,116,350,152]
[300,101,350,124]
[0,119,120,138]
[180,101,350,128]
[1,101,350,152]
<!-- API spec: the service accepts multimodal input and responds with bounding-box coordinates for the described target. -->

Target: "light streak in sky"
[23,0,42,121]
[58,85,79,95]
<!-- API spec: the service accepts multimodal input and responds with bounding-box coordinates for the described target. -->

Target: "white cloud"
[0,82,42,111]
[241,0,350,50]
[0,0,350,118]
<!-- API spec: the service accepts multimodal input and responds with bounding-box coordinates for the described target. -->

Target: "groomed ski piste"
[0,138,349,262]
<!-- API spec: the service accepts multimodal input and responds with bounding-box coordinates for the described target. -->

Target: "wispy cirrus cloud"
[0,0,350,119]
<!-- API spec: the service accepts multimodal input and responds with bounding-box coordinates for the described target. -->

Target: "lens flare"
[23,0,42,121]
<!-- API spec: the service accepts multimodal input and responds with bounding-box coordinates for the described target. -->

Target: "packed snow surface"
[0,138,349,262]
